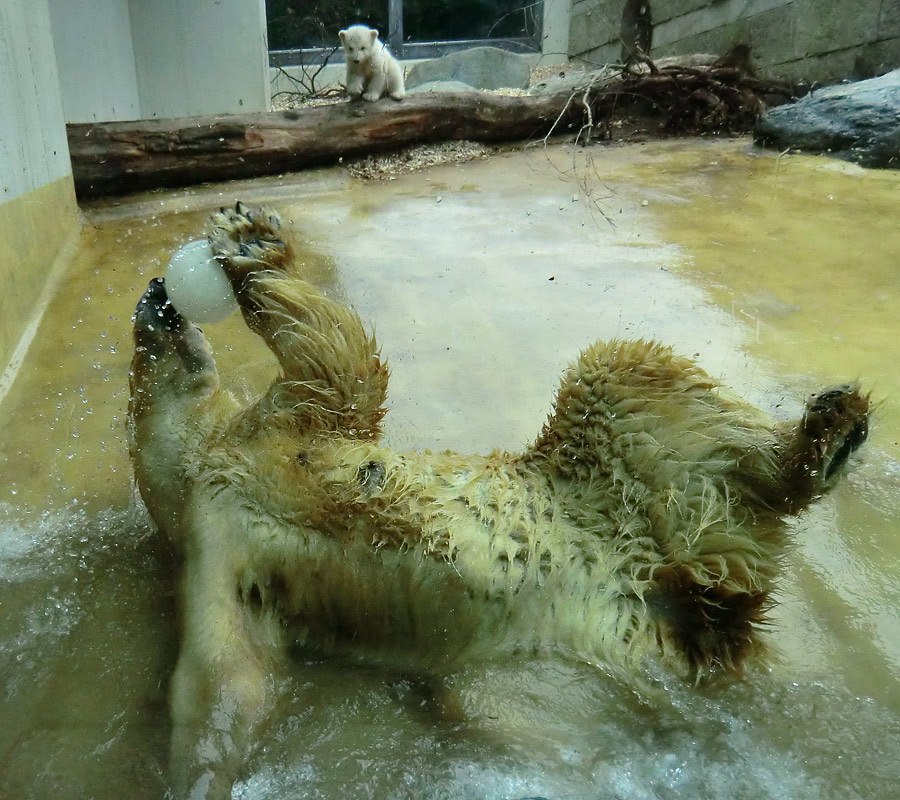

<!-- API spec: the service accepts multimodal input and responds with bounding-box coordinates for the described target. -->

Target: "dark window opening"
[266,0,543,66]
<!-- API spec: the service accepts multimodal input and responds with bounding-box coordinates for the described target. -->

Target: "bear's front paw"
[208,202,288,284]
[346,78,365,98]
[362,92,381,102]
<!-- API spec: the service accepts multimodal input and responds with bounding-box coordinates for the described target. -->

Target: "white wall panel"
[0,0,72,200]
[48,0,141,122]
[129,0,269,119]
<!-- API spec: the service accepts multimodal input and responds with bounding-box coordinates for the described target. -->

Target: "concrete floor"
[1,139,899,799]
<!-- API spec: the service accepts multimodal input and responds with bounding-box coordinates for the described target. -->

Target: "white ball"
[164,239,239,323]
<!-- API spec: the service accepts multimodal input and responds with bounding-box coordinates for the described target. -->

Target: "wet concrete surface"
[1,138,899,799]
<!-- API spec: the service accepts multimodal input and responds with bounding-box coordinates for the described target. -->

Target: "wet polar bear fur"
[339,24,405,101]
[128,204,869,799]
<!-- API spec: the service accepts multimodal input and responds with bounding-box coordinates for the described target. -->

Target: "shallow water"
[1,140,898,799]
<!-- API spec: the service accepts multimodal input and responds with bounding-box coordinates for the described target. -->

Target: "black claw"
[824,418,869,480]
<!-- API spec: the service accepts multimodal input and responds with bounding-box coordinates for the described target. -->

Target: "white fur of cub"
[339,24,405,101]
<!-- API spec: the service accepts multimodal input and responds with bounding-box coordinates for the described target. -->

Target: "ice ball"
[164,239,239,323]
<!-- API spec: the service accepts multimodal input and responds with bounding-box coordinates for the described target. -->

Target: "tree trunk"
[67,89,598,197]
[66,64,796,198]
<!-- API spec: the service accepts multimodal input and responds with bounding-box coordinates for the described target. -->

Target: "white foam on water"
[230,654,900,800]
[3,503,898,800]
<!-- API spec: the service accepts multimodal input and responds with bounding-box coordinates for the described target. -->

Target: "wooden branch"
[66,63,797,198]
[66,89,600,197]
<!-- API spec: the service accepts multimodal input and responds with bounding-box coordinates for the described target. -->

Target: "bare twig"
[271,46,340,105]
[538,92,578,146]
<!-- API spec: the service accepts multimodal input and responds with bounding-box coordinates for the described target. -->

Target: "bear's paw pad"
[209,202,287,271]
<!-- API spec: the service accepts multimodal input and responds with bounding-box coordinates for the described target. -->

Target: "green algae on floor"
[607,139,900,458]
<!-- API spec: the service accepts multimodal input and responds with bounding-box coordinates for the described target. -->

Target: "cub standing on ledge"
[128,203,869,799]
[339,23,405,101]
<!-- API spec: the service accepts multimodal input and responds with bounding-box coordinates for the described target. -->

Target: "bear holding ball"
[131,203,868,799]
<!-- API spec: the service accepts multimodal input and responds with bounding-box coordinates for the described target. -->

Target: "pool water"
[1,139,898,799]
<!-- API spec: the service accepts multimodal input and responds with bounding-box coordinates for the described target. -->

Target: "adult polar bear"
[128,204,868,799]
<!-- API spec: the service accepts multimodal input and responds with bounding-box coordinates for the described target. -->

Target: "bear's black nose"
[134,278,182,331]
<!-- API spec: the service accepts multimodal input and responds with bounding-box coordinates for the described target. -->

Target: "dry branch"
[67,61,797,198]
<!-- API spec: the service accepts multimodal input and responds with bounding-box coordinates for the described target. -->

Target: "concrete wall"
[49,0,141,122]
[48,0,270,122]
[542,0,574,65]
[0,0,80,387]
[570,0,900,83]
[130,0,270,119]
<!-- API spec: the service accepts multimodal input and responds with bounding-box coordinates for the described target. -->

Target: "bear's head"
[128,277,230,536]
[130,277,217,403]
[339,25,379,63]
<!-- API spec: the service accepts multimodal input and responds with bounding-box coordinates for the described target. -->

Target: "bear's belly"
[188,446,649,671]
[218,502,640,671]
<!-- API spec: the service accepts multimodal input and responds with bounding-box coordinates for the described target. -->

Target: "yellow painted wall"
[0,178,80,380]
[0,0,80,389]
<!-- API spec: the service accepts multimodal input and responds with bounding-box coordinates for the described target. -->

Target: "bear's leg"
[208,203,389,437]
[773,383,869,513]
[169,508,275,800]
[386,62,406,100]
[363,73,387,101]
[651,383,869,675]
[346,71,365,99]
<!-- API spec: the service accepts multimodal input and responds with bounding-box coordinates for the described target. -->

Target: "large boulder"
[754,69,900,168]
[407,79,476,94]
[528,67,606,96]
[406,46,533,91]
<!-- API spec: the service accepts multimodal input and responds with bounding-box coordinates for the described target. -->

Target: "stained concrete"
[571,0,899,83]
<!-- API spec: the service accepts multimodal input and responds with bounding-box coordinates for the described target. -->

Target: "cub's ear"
[339,29,347,42]
[369,28,379,42]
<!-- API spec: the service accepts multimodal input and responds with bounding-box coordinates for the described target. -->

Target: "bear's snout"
[131,277,217,391]
[134,278,183,333]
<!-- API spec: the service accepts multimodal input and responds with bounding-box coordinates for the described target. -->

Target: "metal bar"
[388,0,404,57]
[269,37,539,68]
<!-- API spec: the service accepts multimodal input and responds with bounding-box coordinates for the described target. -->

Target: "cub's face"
[339,26,378,63]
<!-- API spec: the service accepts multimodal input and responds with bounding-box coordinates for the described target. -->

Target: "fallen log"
[67,62,798,198]
[68,91,580,198]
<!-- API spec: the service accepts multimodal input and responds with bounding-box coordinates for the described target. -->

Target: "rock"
[407,80,476,94]
[406,46,533,91]
[754,69,900,168]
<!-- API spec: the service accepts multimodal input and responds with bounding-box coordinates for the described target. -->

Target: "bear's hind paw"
[778,383,869,509]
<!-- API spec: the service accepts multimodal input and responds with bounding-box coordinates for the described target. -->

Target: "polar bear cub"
[339,24,405,101]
